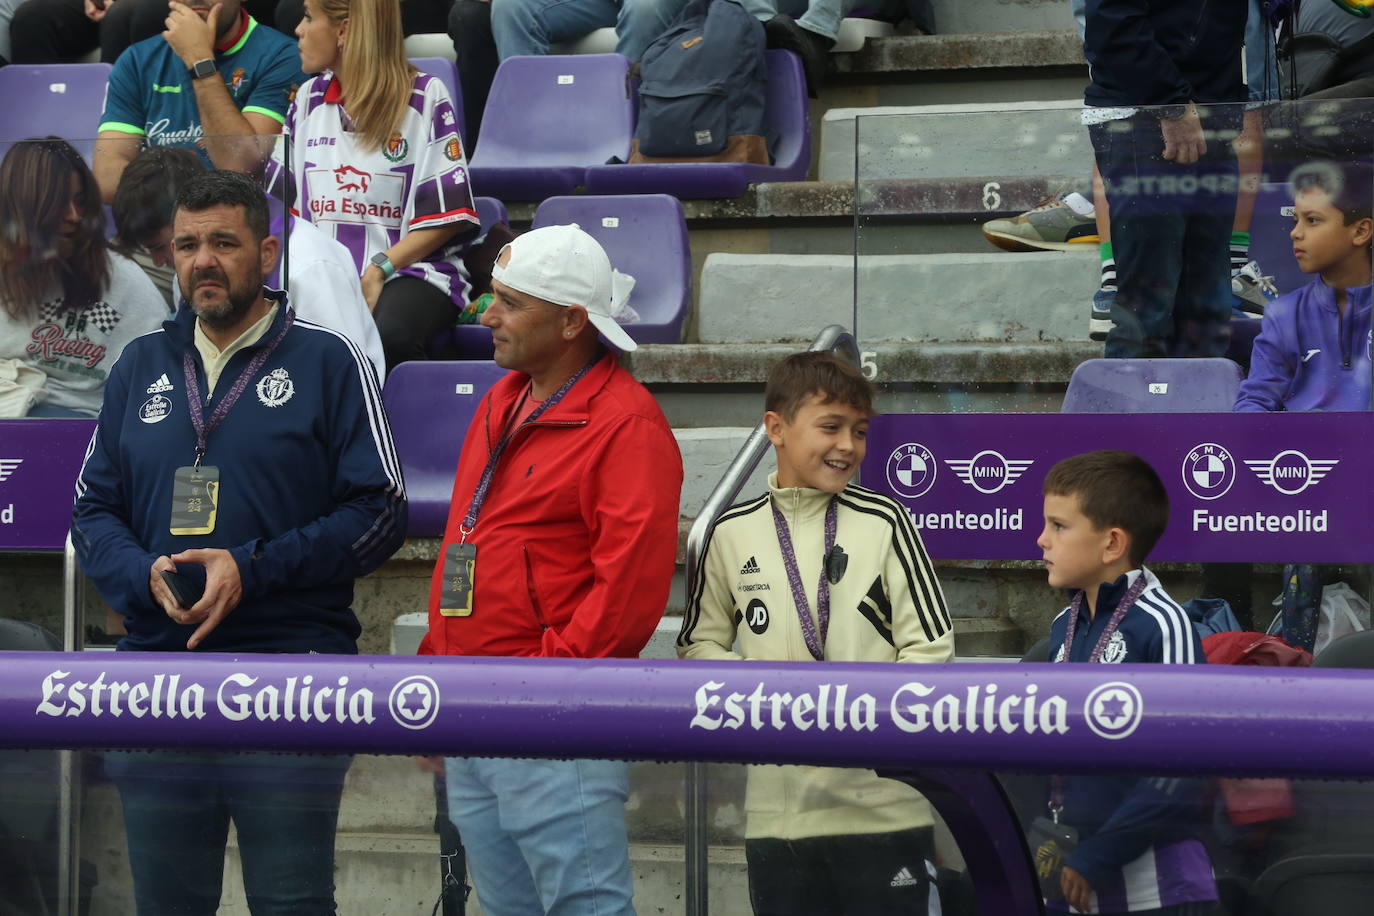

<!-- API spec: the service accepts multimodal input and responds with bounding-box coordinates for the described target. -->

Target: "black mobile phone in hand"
[161,569,204,610]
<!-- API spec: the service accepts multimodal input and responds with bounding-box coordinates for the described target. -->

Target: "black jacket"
[1084,0,1248,111]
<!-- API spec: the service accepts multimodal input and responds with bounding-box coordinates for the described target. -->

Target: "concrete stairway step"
[928,0,1079,35]
[696,251,1097,344]
[820,98,1093,182]
[836,28,1084,76]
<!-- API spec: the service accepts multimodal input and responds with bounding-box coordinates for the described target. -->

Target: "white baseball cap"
[491,224,638,352]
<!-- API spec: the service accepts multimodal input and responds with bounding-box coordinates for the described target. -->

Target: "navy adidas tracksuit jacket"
[72,295,407,654]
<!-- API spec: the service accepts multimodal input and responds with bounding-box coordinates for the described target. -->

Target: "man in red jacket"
[419,224,683,915]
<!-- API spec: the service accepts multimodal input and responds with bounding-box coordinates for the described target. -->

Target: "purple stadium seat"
[582,50,811,199]
[467,54,634,201]
[474,195,507,228]
[1248,182,1307,297]
[410,56,467,148]
[1061,358,1244,413]
[382,360,508,537]
[0,63,113,163]
[531,194,690,344]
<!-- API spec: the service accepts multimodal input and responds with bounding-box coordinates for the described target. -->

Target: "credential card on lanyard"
[170,465,220,535]
[440,542,477,617]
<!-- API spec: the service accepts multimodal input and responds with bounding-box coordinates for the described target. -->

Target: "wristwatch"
[369,252,396,280]
[187,58,217,80]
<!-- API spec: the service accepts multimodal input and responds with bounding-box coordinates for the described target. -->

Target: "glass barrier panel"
[852,97,1374,660]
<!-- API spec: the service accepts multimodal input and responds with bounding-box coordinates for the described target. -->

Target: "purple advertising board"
[0,653,1373,780]
[862,412,1374,563]
[0,419,96,551]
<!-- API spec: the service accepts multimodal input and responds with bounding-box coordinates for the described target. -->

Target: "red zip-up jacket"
[419,352,683,659]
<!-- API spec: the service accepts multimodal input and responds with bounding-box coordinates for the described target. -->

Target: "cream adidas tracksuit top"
[677,474,956,840]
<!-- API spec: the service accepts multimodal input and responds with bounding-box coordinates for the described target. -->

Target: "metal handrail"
[681,324,861,916]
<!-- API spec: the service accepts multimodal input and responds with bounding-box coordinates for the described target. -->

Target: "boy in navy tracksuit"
[1234,160,1373,412]
[1036,451,1216,916]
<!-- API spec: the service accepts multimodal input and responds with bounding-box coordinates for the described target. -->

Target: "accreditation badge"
[169,466,220,535]
[440,542,477,617]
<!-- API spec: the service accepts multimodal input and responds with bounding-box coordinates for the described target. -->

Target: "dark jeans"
[372,275,459,374]
[1090,113,1238,360]
[103,750,351,916]
[745,826,939,915]
[448,0,498,146]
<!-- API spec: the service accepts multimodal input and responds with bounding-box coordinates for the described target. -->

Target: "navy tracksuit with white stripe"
[1044,567,1216,913]
[73,294,407,654]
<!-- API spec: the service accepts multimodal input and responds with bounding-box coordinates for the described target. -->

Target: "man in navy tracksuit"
[1085,0,1247,359]
[73,170,406,914]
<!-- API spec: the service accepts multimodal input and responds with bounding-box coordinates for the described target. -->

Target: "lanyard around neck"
[771,495,838,662]
[458,356,600,540]
[182,309,294,468]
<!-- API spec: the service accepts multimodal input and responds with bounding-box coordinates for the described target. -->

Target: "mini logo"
[229,67,246,94]
[441,110,455,126]
[745,598,769,635]
[889,867,918,888]
[1181,442,1235,501]
[146,373,174,394]
[256,368,294,407]
[139,394,170,424]
[1245,450,1338,495]
[694,129,713,146]
[388,675,440,729]
[740,557,760,575]
[0,458,21,482]
[945,450,1034,495]
[383,131,409,162]
[444,137,463,161]
[334,165,371,193]
[1100,630,1127,664]
[886,442,938,499]
[1303,349,1321,363]
[1083,681,1143,740]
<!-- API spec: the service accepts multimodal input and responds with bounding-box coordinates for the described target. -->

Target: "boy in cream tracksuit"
[677,350,955,916]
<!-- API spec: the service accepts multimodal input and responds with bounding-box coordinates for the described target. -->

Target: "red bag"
[1202,632,1307,825]
[1202,631,1314,667]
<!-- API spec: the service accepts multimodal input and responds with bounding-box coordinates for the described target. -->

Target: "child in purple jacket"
[1235,160,1373,411]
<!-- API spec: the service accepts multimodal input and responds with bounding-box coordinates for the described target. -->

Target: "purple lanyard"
[1049,572,1149,816]
[771,495,838,662]
[182,309,294,468]
[458,356,600,540]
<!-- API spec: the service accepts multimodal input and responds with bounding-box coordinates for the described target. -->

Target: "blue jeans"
[1090,113,1237,359]
[490,0,685,61]
[734,0,852,40]
[444,756,635,916]
[103,750,351,915]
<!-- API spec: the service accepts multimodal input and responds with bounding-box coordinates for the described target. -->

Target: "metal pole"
[59,533,84,916]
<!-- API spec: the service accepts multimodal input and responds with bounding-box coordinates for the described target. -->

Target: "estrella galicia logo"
[945,450,1034,495]
[745,598,769,635]
[1181,442,1235,500]
[1083,681,1143,740]
[1245,450,1338,496]
[886,442,938,499]
[388,675,440,730]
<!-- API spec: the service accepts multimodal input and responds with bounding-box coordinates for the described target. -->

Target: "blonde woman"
[269,0,479,372]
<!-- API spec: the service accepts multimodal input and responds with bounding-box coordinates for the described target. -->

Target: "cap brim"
[588,312,638,351]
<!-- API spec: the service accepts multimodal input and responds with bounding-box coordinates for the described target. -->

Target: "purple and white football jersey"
[268,71,479,307]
